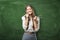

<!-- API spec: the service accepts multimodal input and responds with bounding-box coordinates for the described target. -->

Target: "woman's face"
[26,6,33,15]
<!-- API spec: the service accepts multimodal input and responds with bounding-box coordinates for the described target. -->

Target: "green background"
[0,0,60,40]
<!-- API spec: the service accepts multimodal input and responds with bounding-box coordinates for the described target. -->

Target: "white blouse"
[21,15,40,32]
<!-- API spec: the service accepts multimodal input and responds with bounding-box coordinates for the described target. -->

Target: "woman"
[21,5,40,40]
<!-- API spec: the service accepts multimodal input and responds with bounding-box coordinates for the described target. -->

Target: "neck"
[29,15,32,19]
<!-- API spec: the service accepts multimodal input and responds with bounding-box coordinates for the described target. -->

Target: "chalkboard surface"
[0,0,60,40]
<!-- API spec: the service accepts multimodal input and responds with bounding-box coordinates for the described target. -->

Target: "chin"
[30,13,32,15]
[29,13,32,15]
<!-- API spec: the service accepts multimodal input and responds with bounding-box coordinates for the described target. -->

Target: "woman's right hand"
[25,14,29,18]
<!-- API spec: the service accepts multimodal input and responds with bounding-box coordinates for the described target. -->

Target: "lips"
[26,11,32,14]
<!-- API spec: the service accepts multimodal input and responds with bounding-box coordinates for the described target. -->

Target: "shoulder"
[21,15,25,20]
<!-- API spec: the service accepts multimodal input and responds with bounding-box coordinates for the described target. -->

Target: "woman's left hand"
[33,16,37,21]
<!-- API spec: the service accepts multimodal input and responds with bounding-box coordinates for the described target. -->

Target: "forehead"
[26,6,32,9]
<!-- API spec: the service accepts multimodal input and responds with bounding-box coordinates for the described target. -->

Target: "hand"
[25,14,29,18]
[33,16,37,21]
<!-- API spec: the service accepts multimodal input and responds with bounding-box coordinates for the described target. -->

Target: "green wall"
[0,0,60,40]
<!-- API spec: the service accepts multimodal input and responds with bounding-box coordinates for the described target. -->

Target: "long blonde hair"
[25,5,36,30]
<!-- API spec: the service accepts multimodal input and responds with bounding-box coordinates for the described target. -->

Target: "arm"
[21,16,29,31]
[33,16,40,32]
[25,16,29,30]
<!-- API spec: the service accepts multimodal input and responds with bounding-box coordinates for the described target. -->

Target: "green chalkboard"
[0,0,60,40]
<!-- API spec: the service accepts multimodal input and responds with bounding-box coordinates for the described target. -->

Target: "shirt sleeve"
[21,16,27,31]
[34,17,40,32]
